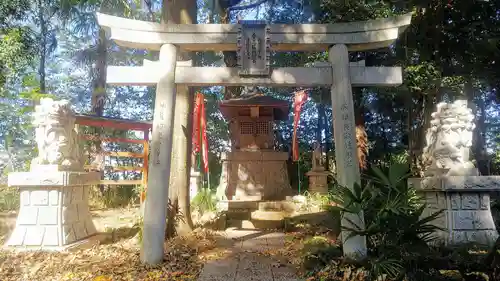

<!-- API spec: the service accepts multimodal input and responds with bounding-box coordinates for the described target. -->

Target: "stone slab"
[221,151,289,161]
[108,65,403,87]
[97,12,411,52]
[8,171,101,187]
[409,176,500,192]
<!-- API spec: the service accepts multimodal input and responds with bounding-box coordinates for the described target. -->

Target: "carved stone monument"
[216,88,292,201]
[6,98,100,251]
[306,142,330,194]
[410,100,500,246]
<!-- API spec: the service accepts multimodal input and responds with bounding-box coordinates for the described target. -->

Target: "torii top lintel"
[96,12,412,52]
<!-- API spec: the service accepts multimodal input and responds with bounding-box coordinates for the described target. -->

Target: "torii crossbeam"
[96,12,412,264]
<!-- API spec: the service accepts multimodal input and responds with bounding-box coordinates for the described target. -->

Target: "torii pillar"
[140,44,177,264]
[329,44,367,258]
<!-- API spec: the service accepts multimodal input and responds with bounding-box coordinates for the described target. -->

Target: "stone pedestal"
[216,151,291,201]
[409,176,500,246]
[306,170,330,194]
[190,169,202,200]
[6,170,100,250]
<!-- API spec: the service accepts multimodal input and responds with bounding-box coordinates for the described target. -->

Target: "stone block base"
[409,176,500,246]
[4,233,105,252]
[306,170,330,194]
[216,151,292,201]
[5,183,97,250]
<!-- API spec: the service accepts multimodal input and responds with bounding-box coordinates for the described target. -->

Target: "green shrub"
[327,163,444,280]
[89,185,139,209]
[301,163,500,280]
[191,188,217,215]
[0,186,19,212]
[296,191,331,212]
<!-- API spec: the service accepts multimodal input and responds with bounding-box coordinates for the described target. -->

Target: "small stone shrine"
[6,98,100,250]
[306,142,330,194]
[216,87,292,201]
[409,100,500,246]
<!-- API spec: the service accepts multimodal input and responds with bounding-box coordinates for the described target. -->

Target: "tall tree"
[58,0,136,186]
[163,0,196,238]
[217,0,242,100]
[34,0,59,96]
[0,0,38,173]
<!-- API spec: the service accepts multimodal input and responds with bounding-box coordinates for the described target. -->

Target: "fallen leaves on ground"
[0,229,218,281]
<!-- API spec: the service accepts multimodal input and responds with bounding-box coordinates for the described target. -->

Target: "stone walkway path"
[198,230,304,281]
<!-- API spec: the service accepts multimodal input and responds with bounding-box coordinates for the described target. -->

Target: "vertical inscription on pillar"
[154,101,166,165]
[237,20,270,77]
[340,104,354,168]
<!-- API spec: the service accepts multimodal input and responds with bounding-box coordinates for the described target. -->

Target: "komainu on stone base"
[5,98,101,251]
[413,100,500,246]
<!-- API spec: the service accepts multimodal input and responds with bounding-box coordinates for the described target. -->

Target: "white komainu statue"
[423,100,478,176]
[31,98,82,171]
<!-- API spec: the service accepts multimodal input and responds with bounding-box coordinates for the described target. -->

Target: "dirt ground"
[0,207,224,281]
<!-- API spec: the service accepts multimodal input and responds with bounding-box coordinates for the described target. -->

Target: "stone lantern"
[306,142,330,194]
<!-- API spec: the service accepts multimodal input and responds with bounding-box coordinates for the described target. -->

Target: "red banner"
[292,90,308,162]
[192,93,203,155]
[200,99,209,173]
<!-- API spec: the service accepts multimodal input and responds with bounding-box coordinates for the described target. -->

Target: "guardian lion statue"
[423,100,478,176]
[31,98,82,171]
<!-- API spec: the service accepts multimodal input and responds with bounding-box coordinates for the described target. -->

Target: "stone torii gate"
[96,12,412,264]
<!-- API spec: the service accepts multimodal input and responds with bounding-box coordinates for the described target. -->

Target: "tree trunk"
[413,92,436,176]
[163,0,196,238]
[37,0,46,96]
[89,28,108,193]
[218,0,242,100]
[465,76,488,175]
[406,93,414,171]
[91,28,108,117]
[317,92,328,171]
[316,100,322,146]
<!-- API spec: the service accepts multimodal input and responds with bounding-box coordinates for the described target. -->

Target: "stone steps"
[221,200,291,230]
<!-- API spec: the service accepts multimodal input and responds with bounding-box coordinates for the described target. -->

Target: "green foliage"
[327,163,444,279]
[405,62,441,93]
[295,191,331,212]
[191,188,217,215]
[0,185,19,211]
[89,185,139,209]
[0,0,30,27]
